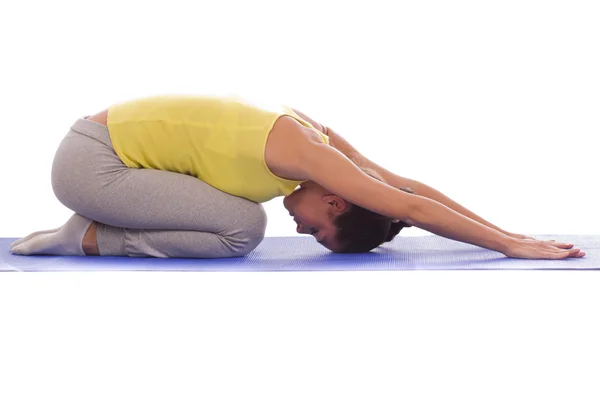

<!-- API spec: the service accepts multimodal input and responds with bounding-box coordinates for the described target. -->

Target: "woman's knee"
[227,203,267,256]
[50,132,96,211]
[51,153,78,211]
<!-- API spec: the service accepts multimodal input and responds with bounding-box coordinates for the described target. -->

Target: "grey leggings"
[51,118,267,258]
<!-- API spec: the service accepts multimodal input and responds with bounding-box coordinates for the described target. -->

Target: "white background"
[1,0,599,399]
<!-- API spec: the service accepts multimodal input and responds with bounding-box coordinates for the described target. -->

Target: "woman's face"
[283,181,349,252]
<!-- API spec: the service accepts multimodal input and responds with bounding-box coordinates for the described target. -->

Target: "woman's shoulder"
[264,116,326,181]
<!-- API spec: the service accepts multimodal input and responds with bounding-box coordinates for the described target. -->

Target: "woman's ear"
[326,196,349,213]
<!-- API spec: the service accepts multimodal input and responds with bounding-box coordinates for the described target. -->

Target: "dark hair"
[332,167,414,253]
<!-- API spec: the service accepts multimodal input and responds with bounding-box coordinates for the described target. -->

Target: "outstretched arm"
[293,137,512,254]
[291,137,582,259]
[291,108,514,237]
[365,159,514,235]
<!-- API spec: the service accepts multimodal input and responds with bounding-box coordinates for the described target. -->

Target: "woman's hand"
[505,232,576,250]
[503,237,586,259]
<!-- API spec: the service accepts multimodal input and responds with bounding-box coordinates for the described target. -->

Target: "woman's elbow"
[401,195,427,227]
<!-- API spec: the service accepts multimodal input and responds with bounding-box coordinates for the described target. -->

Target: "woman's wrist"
[500,235,520,255]
[503,231,529,240]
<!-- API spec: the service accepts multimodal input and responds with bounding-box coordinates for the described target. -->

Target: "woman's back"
[89,95,329,203]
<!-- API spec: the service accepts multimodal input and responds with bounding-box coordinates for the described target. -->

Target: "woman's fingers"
[511,235,575,250]
[525,238,575,249]
[572,249,586,257]
[543,243,584,259]
[545,240,574,249]
[561,248,585,258]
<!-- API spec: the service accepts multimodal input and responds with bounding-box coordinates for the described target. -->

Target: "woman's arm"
[376,167,512,235]
[294,138,513,254]
[291,108,513,236]
[295,139,585,258]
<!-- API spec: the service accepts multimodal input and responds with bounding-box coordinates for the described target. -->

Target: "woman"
[10,95,584,259]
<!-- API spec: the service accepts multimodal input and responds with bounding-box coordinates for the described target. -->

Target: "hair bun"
[384,219,411,242]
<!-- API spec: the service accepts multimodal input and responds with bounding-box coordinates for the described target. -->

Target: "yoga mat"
[1,235,598,272]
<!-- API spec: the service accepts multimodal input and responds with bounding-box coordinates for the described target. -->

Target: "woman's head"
[282,168,413,253]
[283,180,349,252]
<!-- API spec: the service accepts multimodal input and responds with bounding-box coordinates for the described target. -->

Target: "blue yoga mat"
[1,235,598,271]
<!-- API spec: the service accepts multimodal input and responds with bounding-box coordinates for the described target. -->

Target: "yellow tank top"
[106,95,330,203]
